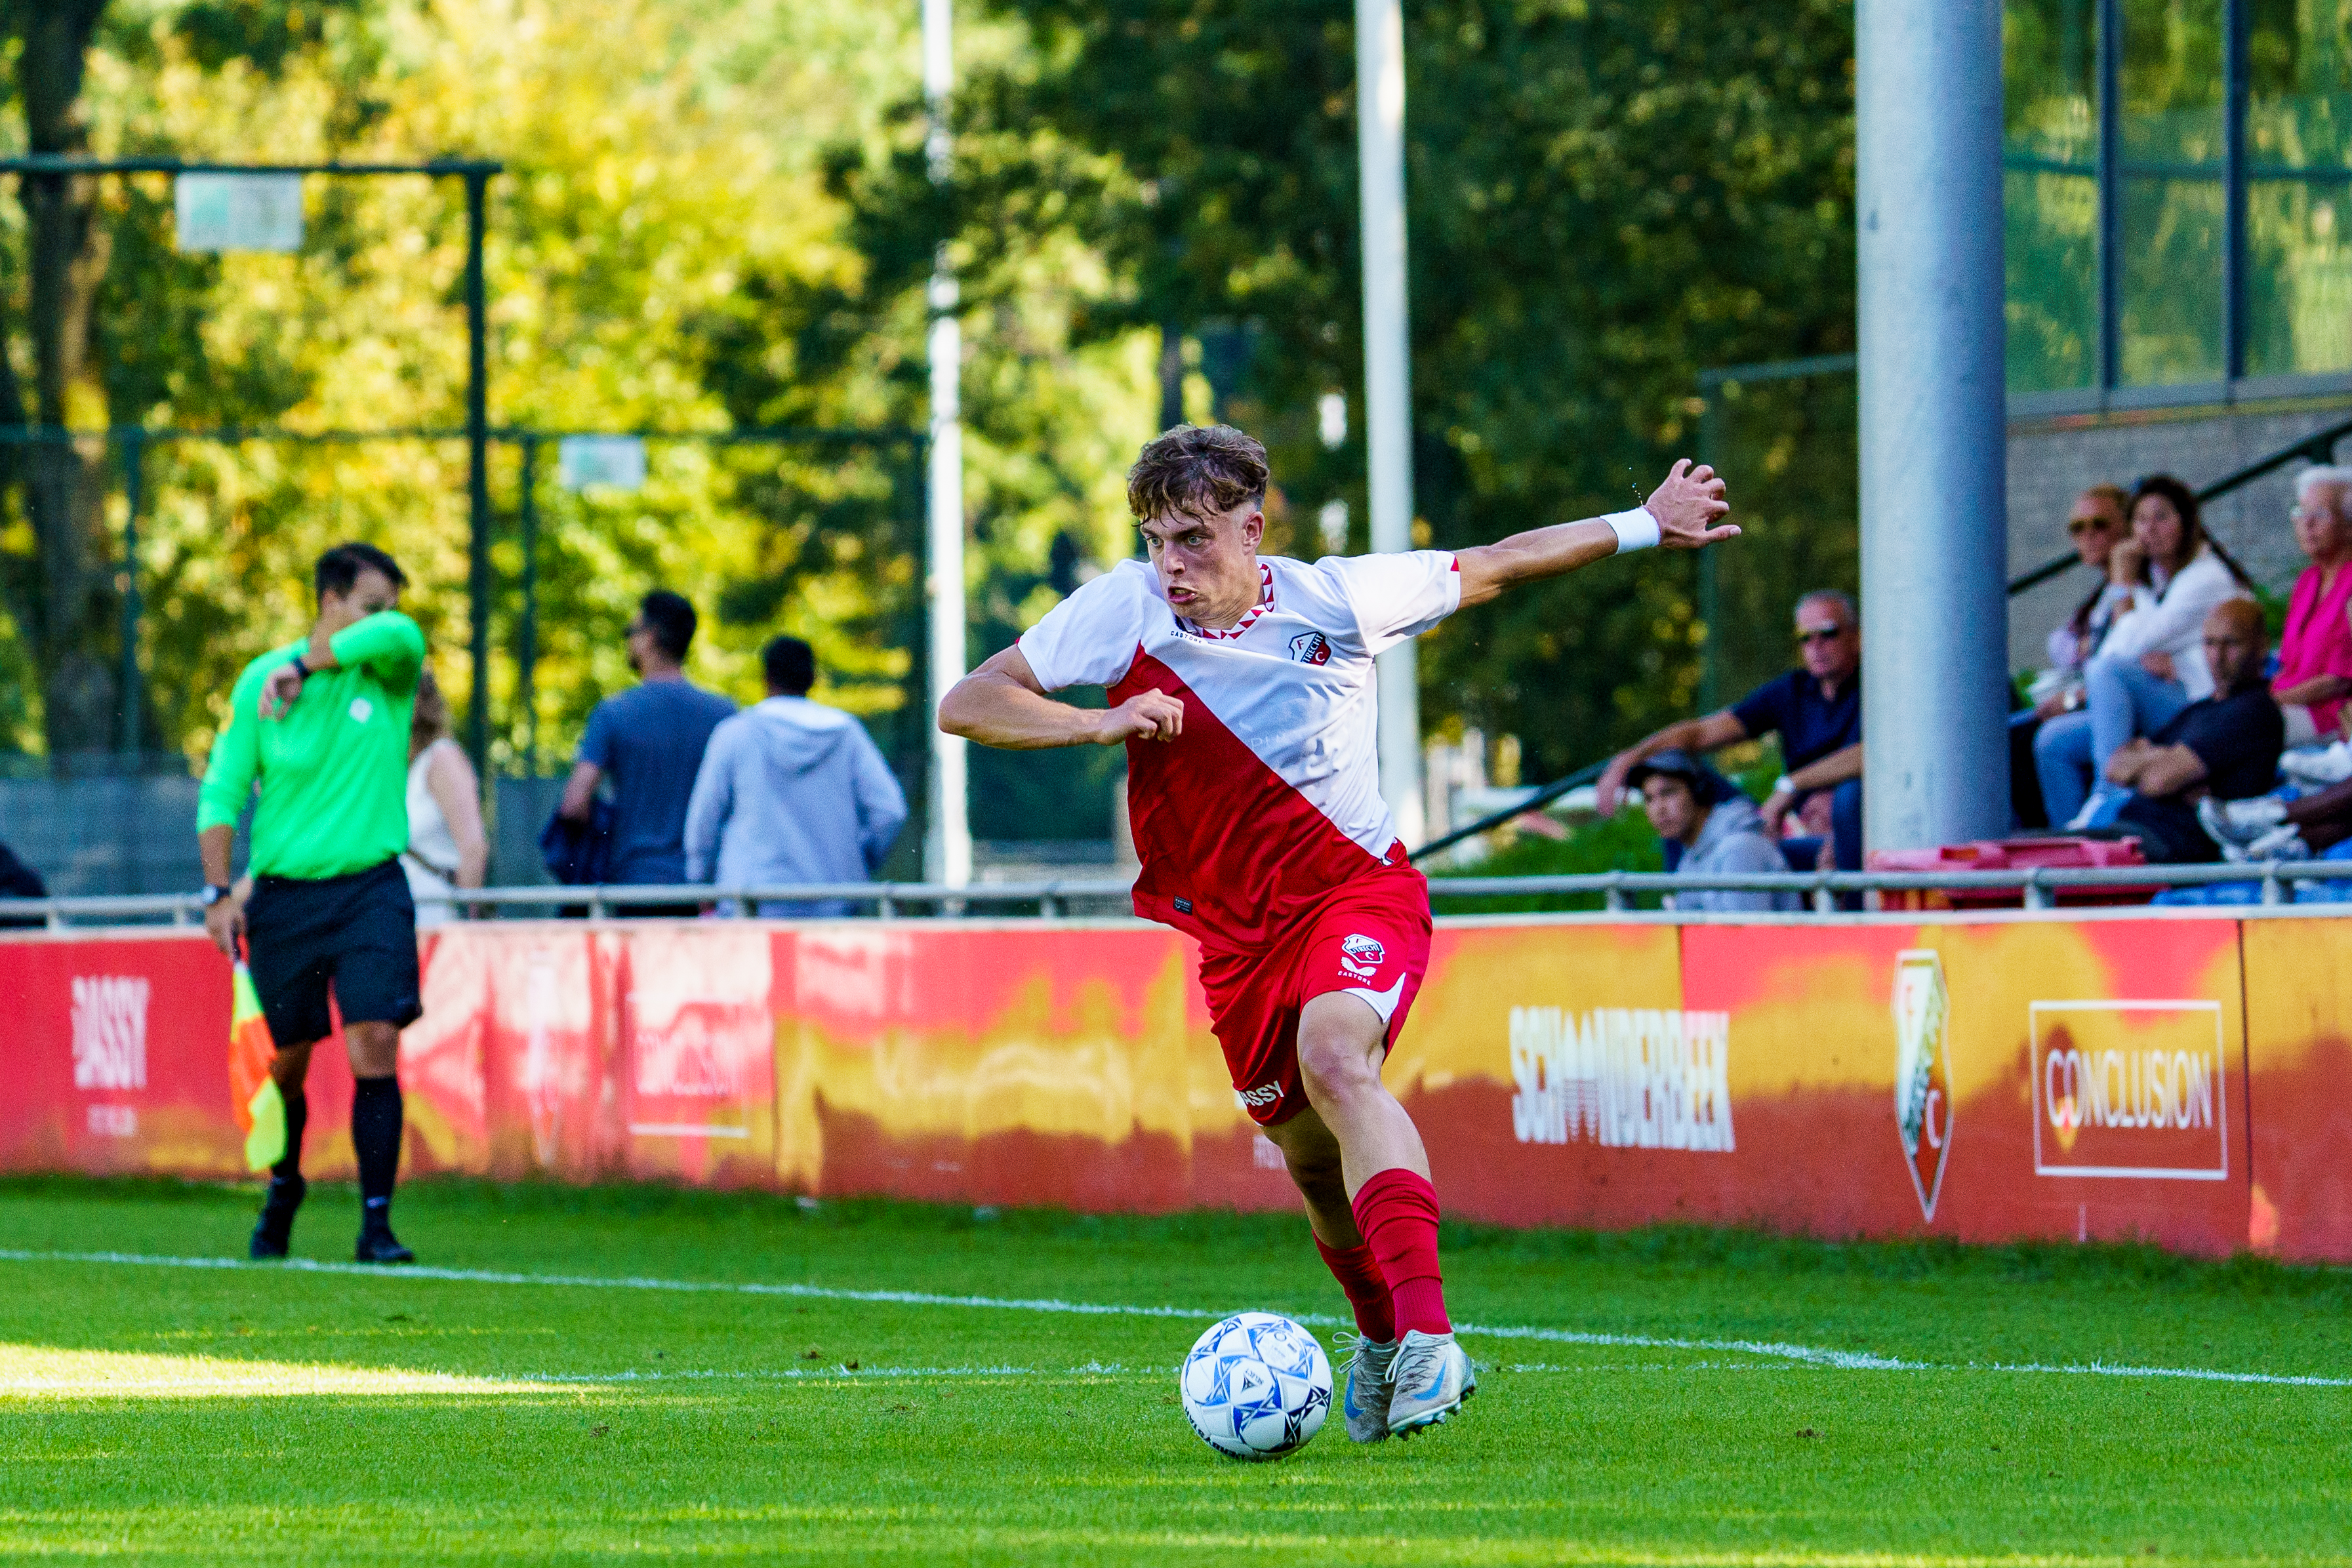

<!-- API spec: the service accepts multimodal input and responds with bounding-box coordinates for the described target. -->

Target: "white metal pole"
[1356,0,1424,847]
[1856,0,2010,853]
[923,0,971,887]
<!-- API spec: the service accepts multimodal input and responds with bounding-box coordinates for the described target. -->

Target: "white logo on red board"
[70,976,150,1092]
[1337,934,1385,980]
[1508,1007,1736,1152]
[1892,950,1952,1222]
[2030,1001,2226,1180]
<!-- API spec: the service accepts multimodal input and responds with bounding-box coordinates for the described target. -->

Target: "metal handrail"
[4,863,2347,929]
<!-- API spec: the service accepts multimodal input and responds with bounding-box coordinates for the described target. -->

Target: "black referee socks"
[351,1075,404,1209]
[272,1091,308,1180]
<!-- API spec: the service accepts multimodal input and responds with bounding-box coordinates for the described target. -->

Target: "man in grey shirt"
[1628,750,1798,913]
[683,636,908,916]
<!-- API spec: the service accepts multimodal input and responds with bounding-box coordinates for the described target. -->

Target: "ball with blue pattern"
[1179,1312,1333,1460]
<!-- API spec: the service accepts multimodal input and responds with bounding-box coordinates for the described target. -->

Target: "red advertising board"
[0,912,2316,1259]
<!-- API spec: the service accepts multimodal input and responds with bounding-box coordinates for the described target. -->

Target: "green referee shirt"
[196,612,428,881]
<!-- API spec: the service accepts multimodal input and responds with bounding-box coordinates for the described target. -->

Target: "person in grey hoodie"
[683,636,909,917]
[1627,749,1800,914]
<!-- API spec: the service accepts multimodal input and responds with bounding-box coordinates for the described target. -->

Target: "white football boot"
[1385,1329,1476,1438]
[1335,1333,1399,1443]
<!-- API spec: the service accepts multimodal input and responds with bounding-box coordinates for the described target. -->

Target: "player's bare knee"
[1296,1034,1382,1113]
[346,1023,399,1079]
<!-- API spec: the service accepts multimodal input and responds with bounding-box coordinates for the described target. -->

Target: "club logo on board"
[1892,950,1952,1222]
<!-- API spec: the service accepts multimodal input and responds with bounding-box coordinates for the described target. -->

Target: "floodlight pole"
[923,0,972,888]
[1355,0,1425,847]
[1855,2,2010,853]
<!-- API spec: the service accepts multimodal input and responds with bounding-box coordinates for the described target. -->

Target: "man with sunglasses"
[1597,590,1863,872]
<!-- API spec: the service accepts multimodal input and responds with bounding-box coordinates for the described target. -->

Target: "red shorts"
[1195,863,1433,1127]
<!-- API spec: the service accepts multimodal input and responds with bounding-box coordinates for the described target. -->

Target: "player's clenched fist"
[1096,689,1185,744]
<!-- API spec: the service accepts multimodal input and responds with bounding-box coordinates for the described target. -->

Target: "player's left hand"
[257,661,307,719]
[1646,460,1737,550]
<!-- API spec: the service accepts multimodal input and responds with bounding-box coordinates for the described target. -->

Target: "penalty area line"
[0,1247,2343,1389]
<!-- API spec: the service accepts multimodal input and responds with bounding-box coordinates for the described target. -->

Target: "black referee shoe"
[249,1175,306,1260]
[355,1216,415,1266]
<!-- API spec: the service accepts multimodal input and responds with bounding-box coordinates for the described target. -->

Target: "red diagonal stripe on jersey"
[1112,652,1385,952]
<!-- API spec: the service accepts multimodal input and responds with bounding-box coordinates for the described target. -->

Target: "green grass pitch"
[1,1176,2347,1565]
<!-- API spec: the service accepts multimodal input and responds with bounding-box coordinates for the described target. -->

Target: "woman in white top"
[2034,474,2253,827]
[403,669,489,926]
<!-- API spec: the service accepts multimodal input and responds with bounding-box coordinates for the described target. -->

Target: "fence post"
[518,434,541,776]
[1812,876,1835,915]
[117,427,146,757]
[2023,869,2051,911]
[1604,872,1627,913]
[2260,862,2285,906]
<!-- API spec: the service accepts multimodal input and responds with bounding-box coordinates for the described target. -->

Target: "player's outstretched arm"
[941,646,1185,751]
[1455,460,1735,609]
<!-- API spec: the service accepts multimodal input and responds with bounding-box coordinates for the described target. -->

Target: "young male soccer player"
[941,425,1733,1440]
[198,543,430,1265]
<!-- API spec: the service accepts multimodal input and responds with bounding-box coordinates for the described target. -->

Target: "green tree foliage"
[847,0,1859,780]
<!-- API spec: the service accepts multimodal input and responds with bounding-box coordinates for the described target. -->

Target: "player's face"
[320,568,401,634]
[1139,501,1266,630]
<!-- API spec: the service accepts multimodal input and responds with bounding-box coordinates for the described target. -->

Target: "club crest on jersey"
[1337,933,1385,980]
[1289,631,1332,666]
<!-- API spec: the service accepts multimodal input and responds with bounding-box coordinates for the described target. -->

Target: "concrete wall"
[2006,395,2352,672]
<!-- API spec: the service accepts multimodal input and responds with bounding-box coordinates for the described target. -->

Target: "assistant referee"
[199,542,430,1264]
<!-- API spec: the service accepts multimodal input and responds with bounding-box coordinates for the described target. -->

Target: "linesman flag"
[230,961,285,1173]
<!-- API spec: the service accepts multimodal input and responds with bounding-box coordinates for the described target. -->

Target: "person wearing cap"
[1629,750,1802,914]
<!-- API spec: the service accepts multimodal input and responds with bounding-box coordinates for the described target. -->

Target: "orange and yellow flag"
[230,961,284,1173]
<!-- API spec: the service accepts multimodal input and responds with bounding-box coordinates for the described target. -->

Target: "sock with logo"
[271,1091,308,1181]
[1350,1167,1451,1337]
[1314,1235,1397,1344]
[351,1075,403,1218]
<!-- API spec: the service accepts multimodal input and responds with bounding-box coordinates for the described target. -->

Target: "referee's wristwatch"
[198,884,233,909]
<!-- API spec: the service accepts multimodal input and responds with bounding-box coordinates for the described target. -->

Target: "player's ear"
[1240,508,1266,550]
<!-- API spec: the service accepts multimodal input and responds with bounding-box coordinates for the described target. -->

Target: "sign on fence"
[558,436,647,493]
[174,173,304,253]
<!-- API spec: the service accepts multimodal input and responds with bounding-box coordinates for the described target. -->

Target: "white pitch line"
[0,1247,2343,1390]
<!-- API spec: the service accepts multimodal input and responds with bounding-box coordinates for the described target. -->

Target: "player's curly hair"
[1127,424,1270,521]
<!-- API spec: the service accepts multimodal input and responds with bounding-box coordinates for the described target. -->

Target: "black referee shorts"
[244,858,422,1048]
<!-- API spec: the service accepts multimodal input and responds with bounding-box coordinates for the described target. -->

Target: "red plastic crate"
[1866,836,2160,910]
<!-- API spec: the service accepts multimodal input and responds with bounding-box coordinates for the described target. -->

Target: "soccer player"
[941,426,1732,1440]
[197,542,431,1265]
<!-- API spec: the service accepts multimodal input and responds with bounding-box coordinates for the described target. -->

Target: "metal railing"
[4,862,2350,929]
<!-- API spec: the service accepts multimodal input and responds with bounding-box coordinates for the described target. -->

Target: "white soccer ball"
[1179,1312,1332,1461]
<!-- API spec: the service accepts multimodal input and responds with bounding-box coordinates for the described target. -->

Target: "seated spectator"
[2033,484,2136,710]
[558,590,737,911]
[1627,750,1799,914]
[683,635,909,917]
[2035,474,2250,826]
[1598,589,1862,872]
[2082,601,2282,863]
[2202,775,2352,862]
[2270,465,2352,750]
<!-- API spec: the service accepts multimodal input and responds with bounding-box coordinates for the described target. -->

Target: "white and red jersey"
[1019,550,1460,951]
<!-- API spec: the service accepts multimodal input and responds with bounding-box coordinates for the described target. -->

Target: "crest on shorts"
[1338,933,1385,980]
[1289,631,1332,666]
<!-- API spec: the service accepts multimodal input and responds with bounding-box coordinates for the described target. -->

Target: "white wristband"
[1604,506,1661,554]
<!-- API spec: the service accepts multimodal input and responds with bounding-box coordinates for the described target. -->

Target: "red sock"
[1314,1236,1396,1343]
[1350,1168,1451,1336]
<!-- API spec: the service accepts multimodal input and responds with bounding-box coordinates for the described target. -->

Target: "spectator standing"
[682,635,909,917]
[2089,601,2284,862]
[2035,474,2248,826]
[1598,589,1863,872]
[558,590,736,908]
[402,669,488,927]
[197,542,426,1264]
[1627,749,1799,913]
[2270,466,2352,749]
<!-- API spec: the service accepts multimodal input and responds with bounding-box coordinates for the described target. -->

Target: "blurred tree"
[844,0,1859,781]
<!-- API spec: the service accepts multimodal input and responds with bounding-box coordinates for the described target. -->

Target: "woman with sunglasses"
[2031,485,2134,717]
[2035,473,2253,828]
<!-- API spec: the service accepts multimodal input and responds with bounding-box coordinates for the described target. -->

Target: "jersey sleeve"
[1017,566,1149,691]
[1320,550,1463,656]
